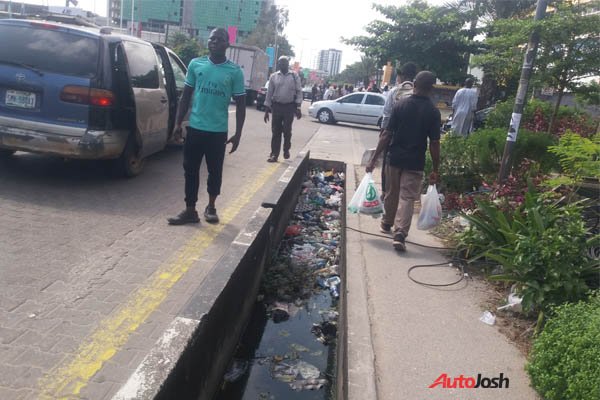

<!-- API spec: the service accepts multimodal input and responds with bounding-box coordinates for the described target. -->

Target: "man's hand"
[428,171,439,185]
[295,108,302,120]
[171,124,184,144]
[365,159,376,173]
[227,134,241,154]
[263,107,271,123]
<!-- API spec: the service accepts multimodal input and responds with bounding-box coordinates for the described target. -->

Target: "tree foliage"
[333,57,378,87]
[168,32,207,65]
[243,4,295,57]
[473,0,600,130]
[343,0,481,84]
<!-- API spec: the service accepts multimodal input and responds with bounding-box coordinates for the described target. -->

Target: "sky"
[12,0,446,69]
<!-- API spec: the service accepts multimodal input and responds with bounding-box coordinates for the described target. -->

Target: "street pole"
[120,0,123,30]
[497,0,548,182]
[8,0,11,18]
[130,0,135,35]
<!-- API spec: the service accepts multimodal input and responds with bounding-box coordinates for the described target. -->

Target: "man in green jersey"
[168,28,246,225]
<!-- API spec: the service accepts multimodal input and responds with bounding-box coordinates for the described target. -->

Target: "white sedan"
[308,92,386,127]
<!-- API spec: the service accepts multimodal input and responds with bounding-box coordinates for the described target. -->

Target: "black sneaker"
[380,222,392,234]
[168,209,200,225]
[283,150,290,159]
[392,232,406,252]
[267,155,278,163]
[204,206,219,224]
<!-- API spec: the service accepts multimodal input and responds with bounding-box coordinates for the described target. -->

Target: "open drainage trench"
[215,167,345,400]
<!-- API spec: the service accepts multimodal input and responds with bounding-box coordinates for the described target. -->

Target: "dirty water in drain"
[215,168,345,400]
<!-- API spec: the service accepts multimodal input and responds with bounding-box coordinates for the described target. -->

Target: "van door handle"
[160,97,168,104]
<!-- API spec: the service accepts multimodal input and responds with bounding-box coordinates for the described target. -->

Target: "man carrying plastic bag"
[366,71,441,252]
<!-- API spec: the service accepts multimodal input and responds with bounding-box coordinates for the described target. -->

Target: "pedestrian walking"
[167,28,246,225]
[311,84,319,104]
[451,78,478,136]
[379,62,417,199]
[264,56,302,163]
[366,71,441,252]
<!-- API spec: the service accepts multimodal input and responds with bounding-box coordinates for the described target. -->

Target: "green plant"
[546,132,600,187]
[527,293,600,400]
[483,98,597,137]
[457,188,599,317]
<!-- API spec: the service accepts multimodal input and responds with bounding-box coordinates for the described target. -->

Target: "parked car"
[255,81,268,110]
[308,92,386,127]
[0,19,188,177]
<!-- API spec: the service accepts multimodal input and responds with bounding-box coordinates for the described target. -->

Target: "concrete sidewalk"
[307,123,539,400]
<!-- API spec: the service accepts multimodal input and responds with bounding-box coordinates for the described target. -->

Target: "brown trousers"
[382,165,423,237]
[270,102,296,157]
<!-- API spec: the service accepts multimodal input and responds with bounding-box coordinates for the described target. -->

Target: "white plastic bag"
[417,184,442,230]
[348,172,383,215]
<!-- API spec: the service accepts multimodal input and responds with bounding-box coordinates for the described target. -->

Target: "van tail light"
[60,86,114,107]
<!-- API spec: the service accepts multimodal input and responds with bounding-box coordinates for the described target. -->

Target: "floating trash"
[223,359,249,383]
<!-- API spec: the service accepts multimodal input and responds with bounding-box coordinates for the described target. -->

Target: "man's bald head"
[413,71,436,95]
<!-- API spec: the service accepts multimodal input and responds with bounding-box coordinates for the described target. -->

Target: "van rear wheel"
[114,136,145,177]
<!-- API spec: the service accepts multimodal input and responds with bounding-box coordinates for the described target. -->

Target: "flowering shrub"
[484,98,597,138]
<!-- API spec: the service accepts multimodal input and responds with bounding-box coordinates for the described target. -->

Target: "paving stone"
[10,348,64,370]
[12,330,63,352]
[79,381,115,400]
[0,327,26,345]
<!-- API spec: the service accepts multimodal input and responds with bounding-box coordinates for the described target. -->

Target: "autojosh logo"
[429,373,509,389]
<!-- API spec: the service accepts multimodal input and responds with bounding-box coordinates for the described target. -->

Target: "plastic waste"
[289,378,328,391]
[348,172,383,215]
[296,361,320,379]
[223,359,249,382]
[311,321,337,344]
[417,184,442,230]
[497,285,523,312]
[479,311,496,325]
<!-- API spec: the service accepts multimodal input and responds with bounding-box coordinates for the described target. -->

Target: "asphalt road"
[0,102,330,399]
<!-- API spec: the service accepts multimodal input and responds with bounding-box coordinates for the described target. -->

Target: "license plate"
[5,90,36,109]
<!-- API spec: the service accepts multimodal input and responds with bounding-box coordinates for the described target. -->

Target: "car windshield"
[0,24,99,78]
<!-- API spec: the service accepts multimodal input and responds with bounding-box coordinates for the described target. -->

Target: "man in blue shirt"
[168,28,246,225]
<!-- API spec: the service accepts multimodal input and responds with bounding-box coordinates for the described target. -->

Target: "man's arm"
[227,95,246,153]
[366,130,392,173]
[429,139,440,184]
[380,88,395,130]
[172,85,194,140]
[294,73,303,119]
[264,75,274,123]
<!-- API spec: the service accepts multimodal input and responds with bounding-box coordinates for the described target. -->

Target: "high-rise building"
[110,0,273,41]
[317,49,342,77]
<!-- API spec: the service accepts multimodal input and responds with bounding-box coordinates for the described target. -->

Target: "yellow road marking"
[38,163,280,399]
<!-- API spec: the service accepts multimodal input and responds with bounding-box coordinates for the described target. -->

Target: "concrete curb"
[345,165,378,400]
[112,152,312,400]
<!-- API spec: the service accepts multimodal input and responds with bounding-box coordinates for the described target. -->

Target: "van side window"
[122,41,159,89]
[168,54,187,91]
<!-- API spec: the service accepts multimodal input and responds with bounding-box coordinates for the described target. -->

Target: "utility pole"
[130,0,135,35]
[8,0,11,18]
[497,0,548,182]
[120,0,124,30]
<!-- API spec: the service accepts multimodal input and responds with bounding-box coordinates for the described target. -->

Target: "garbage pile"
[261,168,344,392]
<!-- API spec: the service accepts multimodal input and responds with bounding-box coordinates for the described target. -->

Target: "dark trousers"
[183,127,227,207]
[270,102,296,157]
